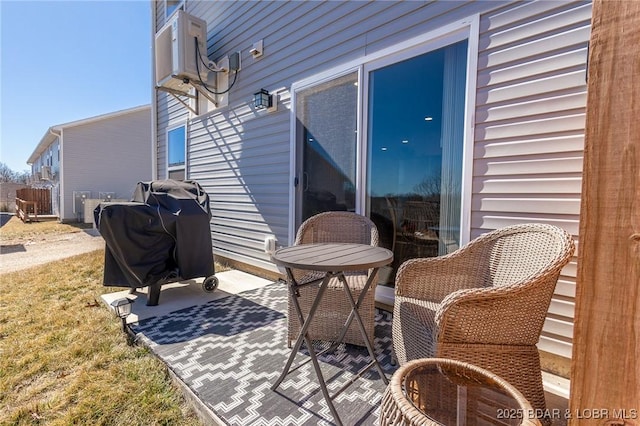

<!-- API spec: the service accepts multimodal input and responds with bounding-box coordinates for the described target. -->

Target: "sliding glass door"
[365,40,468,285]
[293,37,470,289]
[294,72,358,227]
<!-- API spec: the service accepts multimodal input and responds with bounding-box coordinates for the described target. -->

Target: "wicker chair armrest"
[435,276,558,346]
[394,253,484,304]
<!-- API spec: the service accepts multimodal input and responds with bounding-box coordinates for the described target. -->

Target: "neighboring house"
[27,105,152,222]
[151,0,591,377]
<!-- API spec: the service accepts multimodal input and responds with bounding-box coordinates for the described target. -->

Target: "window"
[167,125,186,180]
[165,0,183,18]
[295,72,358,224]
[366,40,468,280]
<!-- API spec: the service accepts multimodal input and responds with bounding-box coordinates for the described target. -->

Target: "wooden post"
[571,0,640,424]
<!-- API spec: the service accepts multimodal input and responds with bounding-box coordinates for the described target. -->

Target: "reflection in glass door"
[366,40,468,286]
[295,72,358,227]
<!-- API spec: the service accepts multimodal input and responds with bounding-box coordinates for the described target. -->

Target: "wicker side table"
[380,358,542,426]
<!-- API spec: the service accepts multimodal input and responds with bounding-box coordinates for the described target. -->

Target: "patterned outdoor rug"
[133,282,397,426]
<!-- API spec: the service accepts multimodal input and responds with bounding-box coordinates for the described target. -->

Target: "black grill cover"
[95,179,214,288]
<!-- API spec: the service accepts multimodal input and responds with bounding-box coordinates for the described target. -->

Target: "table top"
[382,358,540,426]
[272,243,393,271]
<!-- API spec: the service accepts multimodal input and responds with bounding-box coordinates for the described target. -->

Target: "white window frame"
[289,67,362,233]
[165,0,184,19]
[166,122,187,179]
[288,15,480,246]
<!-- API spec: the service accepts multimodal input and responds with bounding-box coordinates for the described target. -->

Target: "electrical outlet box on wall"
[264,236,276,254]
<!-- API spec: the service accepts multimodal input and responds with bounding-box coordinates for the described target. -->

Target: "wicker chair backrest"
[463,224,574,288]
[295,211,379,247]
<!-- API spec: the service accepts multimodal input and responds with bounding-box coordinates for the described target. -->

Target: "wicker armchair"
[287,211,379,347]
[392,223,575,413]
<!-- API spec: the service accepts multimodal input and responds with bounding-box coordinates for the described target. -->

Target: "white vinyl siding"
[473,0,590,360]
[61,108,152,221]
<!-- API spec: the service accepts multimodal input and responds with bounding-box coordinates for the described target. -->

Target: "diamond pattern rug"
[133,282,397,425]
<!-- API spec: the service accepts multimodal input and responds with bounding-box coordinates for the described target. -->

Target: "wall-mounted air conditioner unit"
[99,192,116,201]
[73,191,92,221]
[41,166,52,180]
[155,10,208,93]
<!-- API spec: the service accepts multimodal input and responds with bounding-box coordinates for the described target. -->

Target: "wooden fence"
[15,188,52,222]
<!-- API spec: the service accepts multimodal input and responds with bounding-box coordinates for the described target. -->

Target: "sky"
[1,0,152,173]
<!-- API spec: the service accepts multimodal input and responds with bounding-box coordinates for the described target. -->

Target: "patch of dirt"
[0,229,105,274]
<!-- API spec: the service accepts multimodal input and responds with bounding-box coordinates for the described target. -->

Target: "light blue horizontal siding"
[473,0,591,361]
[153,1,591,366]
[154,0,498,271]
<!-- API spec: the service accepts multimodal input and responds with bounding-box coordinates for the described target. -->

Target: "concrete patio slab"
[100,269,273,323]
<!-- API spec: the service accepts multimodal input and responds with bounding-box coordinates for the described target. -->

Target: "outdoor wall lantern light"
[253,88,272,110]
[111,297,134,345]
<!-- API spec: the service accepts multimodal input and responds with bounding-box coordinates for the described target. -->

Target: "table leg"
[336,269,389,385]
[271,270,344,426]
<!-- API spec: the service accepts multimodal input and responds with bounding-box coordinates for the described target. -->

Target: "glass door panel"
[366,40,468,286]
[295,72,358,227]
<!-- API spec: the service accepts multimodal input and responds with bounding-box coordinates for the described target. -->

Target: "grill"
[95,179,217,305]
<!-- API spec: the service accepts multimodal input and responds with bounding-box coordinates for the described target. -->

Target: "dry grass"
[0,216,91,242]
[0,217,226,424]
[0,249,205,425]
